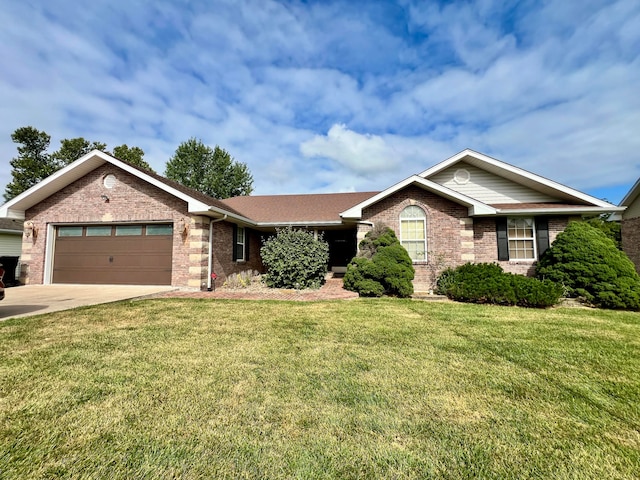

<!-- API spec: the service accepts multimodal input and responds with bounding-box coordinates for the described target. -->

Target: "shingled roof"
[0,218,23,232]
[222,192,379,225]
[116,157,246,217]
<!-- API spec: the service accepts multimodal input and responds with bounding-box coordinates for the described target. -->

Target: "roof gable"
[429,161,560,204]
[620,177,640,208]
[420,149,616,209]
[0,150,246,220]
[340,176,497,219]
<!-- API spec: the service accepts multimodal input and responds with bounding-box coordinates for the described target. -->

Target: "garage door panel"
[53,225,173,285]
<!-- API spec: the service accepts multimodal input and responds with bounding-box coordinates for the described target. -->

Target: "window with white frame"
[235,226,245,261]
[507,218,536,260]
[400,205,427,262]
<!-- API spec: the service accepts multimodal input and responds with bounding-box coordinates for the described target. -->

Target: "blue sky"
[1,0,639,203]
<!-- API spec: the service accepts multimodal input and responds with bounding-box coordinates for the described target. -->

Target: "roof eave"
[256,220,345,227]
[619,178,640,207]
[484,206,626,217]
[183,206,257,226]
[0,207,25,220]
[340,174,496,219]
[0,150,234,220]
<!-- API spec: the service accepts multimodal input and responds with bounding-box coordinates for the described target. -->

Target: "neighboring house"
[0,149,623,290]
[0,218,24,285]
[619,178,640,274]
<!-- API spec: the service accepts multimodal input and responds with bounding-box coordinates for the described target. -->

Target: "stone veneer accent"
[622,217,640,275]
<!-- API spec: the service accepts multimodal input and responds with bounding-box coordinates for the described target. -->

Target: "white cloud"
[300,124,400,176]
[0,0,639,204]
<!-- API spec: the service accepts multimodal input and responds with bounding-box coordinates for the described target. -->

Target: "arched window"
[400,205,427,262]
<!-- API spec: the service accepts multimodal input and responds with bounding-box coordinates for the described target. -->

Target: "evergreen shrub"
[437,262,563,308]
[536,221,640,310]
[260,227,329,289]
[343,227,414,297]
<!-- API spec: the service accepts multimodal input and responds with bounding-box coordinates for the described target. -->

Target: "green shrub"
[260,227,329,289]
[510,275,564,308]
[585,216,622,249]
[536,221,640,310]
[437,262,563,308]
[343,227,414,297]
[443,263,516,305]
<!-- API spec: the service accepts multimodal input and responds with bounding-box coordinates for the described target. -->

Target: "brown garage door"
[53,224,173,285]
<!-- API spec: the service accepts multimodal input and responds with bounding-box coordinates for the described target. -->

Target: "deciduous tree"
[164,138,253,199]
[112,144,153,171]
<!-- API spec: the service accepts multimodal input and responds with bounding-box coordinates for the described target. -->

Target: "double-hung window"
[400,206,427,262]
[235,226,246,261]
[507,218,536,260]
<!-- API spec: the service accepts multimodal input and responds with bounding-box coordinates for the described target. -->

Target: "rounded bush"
[344,227,414,297]
[536,221,640,310]
[260,227,329,289]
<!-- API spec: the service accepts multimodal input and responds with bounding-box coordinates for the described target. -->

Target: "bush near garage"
[536,221,640,310]
[260,227,329,289]
[437,262,562,308]
[344,226,414,298]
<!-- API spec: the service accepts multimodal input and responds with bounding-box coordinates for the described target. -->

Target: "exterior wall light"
[24,220,38,241]
[179,217,190,240]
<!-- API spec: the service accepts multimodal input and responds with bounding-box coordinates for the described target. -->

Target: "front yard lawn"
[1,299,639,479]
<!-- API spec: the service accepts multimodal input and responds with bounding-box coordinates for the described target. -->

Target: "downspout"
[208,214,227,290]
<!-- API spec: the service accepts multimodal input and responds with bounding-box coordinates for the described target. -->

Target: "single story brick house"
[0,149,623,290]
[619,178,640,274]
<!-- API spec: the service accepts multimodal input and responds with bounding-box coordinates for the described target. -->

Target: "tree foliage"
[4,127,57,201]
[164,138,253,199]
[4,126,151,201]
[112,144,153,171]
[260,228,329,289]
[50,138,107,167]
[584,216,621,249]
[344,226,415,297]
[536,221,640,310]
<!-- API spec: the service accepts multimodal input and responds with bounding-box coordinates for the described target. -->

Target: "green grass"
[1,299,639,479]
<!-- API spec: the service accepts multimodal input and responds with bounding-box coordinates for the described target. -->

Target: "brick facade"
[210,222,264,285]
[16,159,587,290]
[22,165,199,288]
[361,186,471,289]
[359,185,575,289]
[622,217,640,274]
[474,216,570,276]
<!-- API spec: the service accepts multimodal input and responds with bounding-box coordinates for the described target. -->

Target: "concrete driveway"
[0,284,176,320]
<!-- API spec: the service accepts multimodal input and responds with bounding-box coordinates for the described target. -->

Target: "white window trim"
[507,217,537,261]
[236,226,246,262]
[400,206,427,263]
